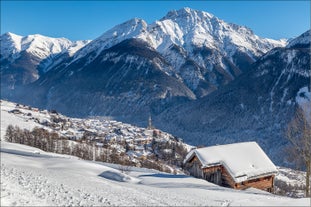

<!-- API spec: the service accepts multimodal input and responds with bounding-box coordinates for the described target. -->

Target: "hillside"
[1,141,309,206]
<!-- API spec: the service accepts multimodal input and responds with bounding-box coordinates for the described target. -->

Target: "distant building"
[183,142,277,192]
[9,109,22,114]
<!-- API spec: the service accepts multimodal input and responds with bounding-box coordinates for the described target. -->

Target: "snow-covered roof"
[184,142,277,183]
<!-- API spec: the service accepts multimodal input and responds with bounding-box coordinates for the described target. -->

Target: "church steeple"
[148,114,153,129]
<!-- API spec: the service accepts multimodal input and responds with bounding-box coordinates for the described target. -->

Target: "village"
[9,101,178,143]
[3,100,190,172]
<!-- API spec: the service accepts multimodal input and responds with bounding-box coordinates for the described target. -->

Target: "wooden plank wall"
[235,175,274,192]
[202,165,236,188]
[184,156,203,179]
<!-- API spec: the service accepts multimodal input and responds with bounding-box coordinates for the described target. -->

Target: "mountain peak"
[0,32,89,64]
[2,32,22,38]
[72,17,148,62]
[0,32,23,59]
[127,17,147,25]
[23,33,65,40]
[286,30,310,48]
[163,7,214,21]
[1,32,23,44]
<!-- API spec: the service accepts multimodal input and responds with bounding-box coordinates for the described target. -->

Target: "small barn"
[183,142,277,192]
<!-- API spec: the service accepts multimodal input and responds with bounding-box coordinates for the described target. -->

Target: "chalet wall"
[202,165,236,188]
[184,156,203,179]
[235,175,275,192]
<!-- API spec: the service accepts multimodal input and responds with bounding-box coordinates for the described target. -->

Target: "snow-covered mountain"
[155,30,310,166]
[69,8,286,96]
[1,32,90,63]
[2,7,288,121]
[74,8,286,62]
[0,32,90,92]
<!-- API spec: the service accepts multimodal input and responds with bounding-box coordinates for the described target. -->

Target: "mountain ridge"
[0,32,90,94]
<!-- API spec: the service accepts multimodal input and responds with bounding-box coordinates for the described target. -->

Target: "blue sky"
[1,1,310,41]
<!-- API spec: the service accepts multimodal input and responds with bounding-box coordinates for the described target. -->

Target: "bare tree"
[4,125,14,142]
[286,106,311,197]
[118,155,132,174]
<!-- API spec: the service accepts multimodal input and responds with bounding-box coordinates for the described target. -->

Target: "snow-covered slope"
[0,101,44,140]
[1,142,310,206]
[72,18,148,62]
[275,166,307,198]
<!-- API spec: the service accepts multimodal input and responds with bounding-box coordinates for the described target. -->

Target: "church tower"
[148,114,153,129]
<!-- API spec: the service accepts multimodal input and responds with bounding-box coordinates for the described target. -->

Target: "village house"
[183,142,277,192]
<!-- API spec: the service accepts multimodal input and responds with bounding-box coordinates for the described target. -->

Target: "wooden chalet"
[183,142,277,192]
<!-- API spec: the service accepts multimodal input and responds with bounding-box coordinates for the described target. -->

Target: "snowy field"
[1,141,310,206]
